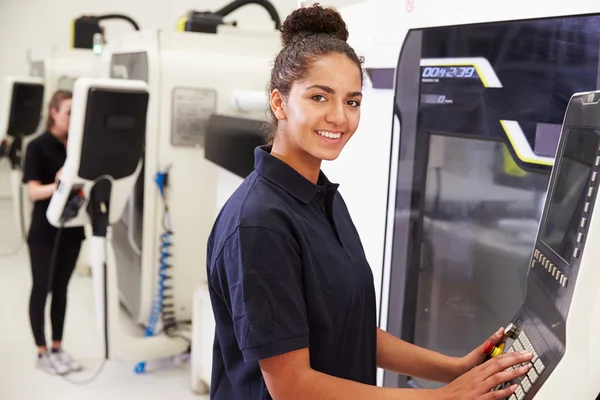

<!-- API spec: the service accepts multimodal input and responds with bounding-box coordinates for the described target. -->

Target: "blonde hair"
[46,90,72,131]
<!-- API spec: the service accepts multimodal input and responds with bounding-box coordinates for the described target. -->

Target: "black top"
[22,131,85,245]
[206,145,377,399]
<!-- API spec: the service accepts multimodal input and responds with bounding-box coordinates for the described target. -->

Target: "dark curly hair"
[265,3,364,144]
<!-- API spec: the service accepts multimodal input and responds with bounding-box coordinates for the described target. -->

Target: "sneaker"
[54,349,83,372]
[36,352,70,375]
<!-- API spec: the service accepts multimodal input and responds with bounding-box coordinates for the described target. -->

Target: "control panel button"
[521,376,532,392]
[577,233,584,243]
[534,249,540,258]
[534,359,545,374]
[593,171,598,182]
[581,218,588,228]
[589,187,595,198]
[516,386,525,400]
[504,323,519,339]
[574,248,581,258]
[585,202,591,213]
[596,156,600,166]
[528,368,539,384]
[555,270,562,281]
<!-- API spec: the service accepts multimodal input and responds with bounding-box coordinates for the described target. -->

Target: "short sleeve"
[22,142,43,184]
[211,225,309,362]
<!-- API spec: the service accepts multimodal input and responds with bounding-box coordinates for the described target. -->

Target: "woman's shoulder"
[26,131,50,149]
[217,172,298,235]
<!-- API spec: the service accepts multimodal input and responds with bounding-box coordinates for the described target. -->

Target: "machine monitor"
[381,14,600,390]
[2,77,44,138]
[487,91,600,399]
[204,114,266,179]
[540,128,598,263]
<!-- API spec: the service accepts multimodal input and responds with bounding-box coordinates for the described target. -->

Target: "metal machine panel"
[383,14,600,390]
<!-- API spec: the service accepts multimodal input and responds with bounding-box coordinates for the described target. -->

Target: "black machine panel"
[7,82,44,137]
[489,93,600,400]
[384,14,600,390]
[204,114,266,179]
[78,87,148,181]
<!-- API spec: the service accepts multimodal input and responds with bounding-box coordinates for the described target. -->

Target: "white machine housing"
[28,47,109,117]
[47,77,190,361]
[107,26,280,328]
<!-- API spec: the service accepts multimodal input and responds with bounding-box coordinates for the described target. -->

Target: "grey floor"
[0,196,207,399]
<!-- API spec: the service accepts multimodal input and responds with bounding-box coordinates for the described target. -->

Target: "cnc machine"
[323,0,600,394]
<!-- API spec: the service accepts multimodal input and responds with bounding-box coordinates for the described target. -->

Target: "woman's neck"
[271,138,321,185]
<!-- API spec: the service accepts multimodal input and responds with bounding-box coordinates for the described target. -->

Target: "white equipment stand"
[0,76,45,240]
[47,77,189,363]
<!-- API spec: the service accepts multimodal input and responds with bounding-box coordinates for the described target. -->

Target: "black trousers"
[28,241,82,347]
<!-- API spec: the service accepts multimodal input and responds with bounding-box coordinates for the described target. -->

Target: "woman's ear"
[270,89,286,121]
[49,106,58,121]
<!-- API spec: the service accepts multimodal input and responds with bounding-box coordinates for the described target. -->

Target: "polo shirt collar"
[44,131,65,149]
[254,145,338,204]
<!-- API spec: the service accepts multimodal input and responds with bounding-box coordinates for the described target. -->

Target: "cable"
[96,14,141,31]
[213,0,281,29]
[134,167,190,374]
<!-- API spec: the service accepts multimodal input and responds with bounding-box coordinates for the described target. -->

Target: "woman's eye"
[312,95,326,102]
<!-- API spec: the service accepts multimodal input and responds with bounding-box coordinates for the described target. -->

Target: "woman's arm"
[376,328,463,383]
[260,348,439,400]
[27,181,57,202]
[260,346,532,400]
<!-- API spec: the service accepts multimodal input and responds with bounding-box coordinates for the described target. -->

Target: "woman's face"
[50,99,72,137]
[272,53,363,162]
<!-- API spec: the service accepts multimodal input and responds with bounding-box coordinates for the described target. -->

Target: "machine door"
[383,15,600,389]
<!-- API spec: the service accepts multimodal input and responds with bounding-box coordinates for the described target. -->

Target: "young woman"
[22,90,85,375]
[206,5,532,399]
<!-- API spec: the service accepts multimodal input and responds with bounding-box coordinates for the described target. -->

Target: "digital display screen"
[421,66,479,79]
[541,128,600,262]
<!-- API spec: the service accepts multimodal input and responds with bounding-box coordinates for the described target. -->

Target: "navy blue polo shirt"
[206,145,377,399]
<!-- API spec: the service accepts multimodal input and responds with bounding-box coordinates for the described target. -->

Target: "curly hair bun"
[280,3,349,47]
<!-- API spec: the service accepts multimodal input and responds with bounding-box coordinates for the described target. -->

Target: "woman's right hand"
[55,168,63,184]
[436,351,533,400]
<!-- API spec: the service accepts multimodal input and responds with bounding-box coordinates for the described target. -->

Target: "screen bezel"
[539,126,600,263]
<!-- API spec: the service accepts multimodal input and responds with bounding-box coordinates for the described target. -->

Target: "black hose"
[214,0,281,29]
[96,14,141,31]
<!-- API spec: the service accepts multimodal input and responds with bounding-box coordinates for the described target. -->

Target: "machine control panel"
[531,249,568,287]
[503,326,546,400]
[489,90,600,399]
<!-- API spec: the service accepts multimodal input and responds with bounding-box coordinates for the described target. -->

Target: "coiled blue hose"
[134,169,174,374]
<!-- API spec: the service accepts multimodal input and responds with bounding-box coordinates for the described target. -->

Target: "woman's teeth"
[316,130,342,139]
